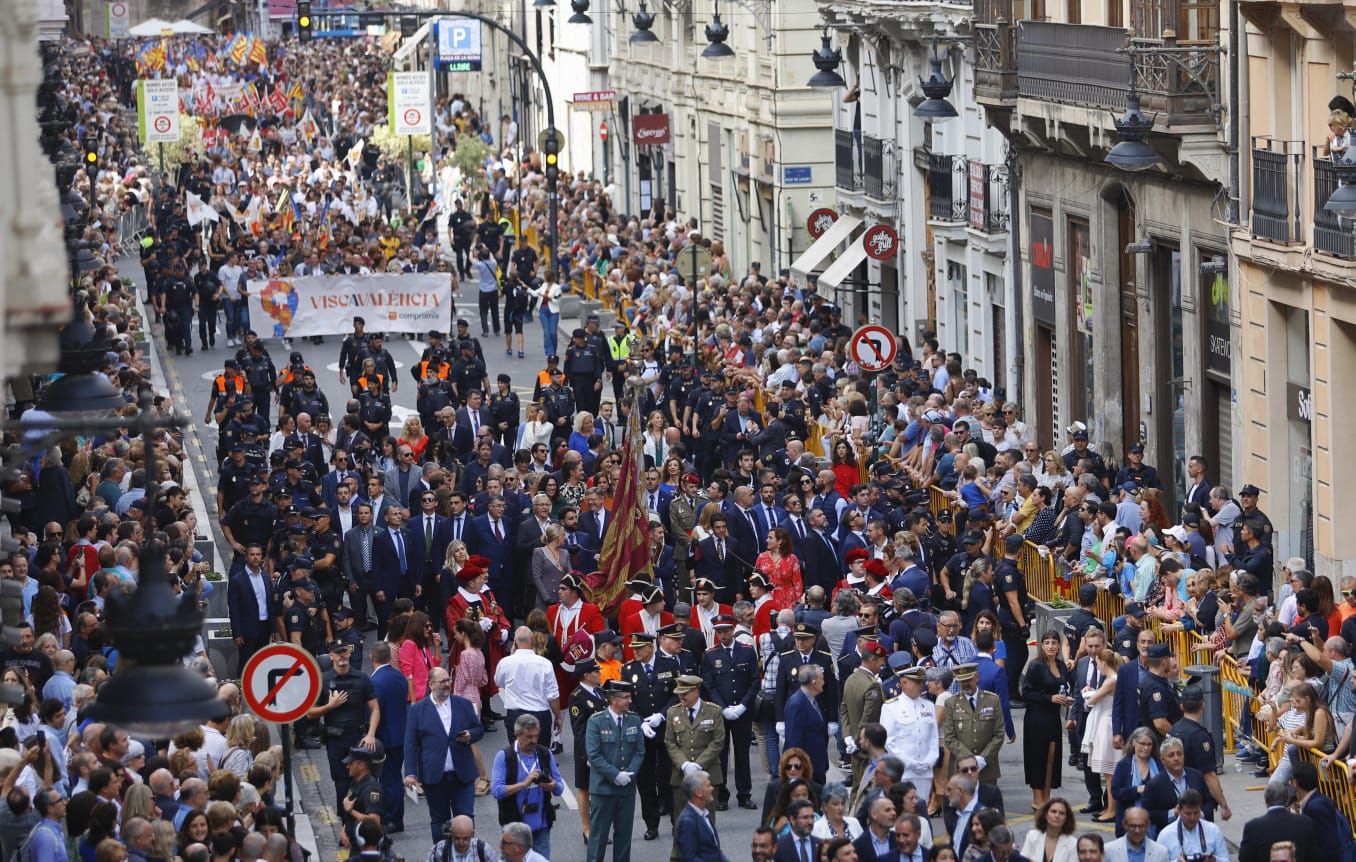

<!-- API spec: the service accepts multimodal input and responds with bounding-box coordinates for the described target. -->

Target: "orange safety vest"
[213,375,246,397]
[358,373,387,391]
[277,365,313,387]
[419,361,450,381]
[537,369,552,388]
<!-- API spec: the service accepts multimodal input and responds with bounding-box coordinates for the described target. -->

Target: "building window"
[947,262,968,359]
[1284,305,1314,570]
[988,273,1006,396]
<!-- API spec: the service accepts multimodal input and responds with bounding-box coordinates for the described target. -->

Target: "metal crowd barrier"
[114,203,151,256]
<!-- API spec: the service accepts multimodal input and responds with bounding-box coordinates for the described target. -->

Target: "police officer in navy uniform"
[340,743,387,847]
[541,368,576,440]
[1112,602,1149,659]
[284,579,331,655]
[242,340,278,423]
[569,658,608,841]
[221,473,278,576]
[622,632,670,840]
[700,614,759,811]
[565,327,605,416]
[1113,442,1161,490]
[994,534,1031,698]
[332,607,365,672]
[1137,642,1182,745]
[310,641,380,818]
[306,507,347,615]
[656,623,697,677]
[1063,583,1105,651]
[218,444,256,513]
[1170,684,1229,822]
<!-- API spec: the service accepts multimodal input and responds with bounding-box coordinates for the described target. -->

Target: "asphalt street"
[126,262,1270,860]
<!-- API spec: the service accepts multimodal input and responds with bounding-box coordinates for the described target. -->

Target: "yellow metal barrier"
[928,486,949,517]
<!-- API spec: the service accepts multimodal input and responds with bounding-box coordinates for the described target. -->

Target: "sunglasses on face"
[785,763,804,771]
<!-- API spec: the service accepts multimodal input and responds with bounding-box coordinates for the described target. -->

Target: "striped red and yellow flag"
[590,390,651,616]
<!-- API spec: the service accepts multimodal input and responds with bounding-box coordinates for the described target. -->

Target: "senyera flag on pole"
[588,388,651,616]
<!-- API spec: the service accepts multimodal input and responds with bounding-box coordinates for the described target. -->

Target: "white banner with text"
[245,273,453,338]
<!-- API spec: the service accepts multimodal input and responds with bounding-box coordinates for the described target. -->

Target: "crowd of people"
[1,23,1354,862]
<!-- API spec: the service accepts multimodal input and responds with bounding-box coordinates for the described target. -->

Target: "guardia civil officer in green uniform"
[568,658,608,844]
[663,674,725,842]
[340,743,386,848]
[585,679,646,862]
[309,642,380,820]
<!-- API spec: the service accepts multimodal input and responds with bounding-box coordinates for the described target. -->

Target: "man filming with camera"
[1155,790,1230,862]
[491,714,565,859]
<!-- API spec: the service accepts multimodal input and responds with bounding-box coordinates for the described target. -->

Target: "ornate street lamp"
[807,31,846,89]
[702,1,734,59]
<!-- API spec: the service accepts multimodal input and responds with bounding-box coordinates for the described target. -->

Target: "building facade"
[974,0,1234,514]
[1230,0,1356,577]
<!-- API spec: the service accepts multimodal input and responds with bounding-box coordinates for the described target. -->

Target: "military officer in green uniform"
[941,663,1005,783]
[668,473,705,588]
[585,679,646,862]
[568,658,608,844]
[663,674,725,846]
[340,744,386,848]
[840,639,887,788]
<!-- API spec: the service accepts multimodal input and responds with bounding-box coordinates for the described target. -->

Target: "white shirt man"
[493,633,560,715]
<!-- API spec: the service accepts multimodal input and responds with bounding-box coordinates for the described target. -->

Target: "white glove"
[721,706,739,721]
[641,722,656,739]
[828,722,840,737]
[646,713,664,729]
[844,737,858,755]
[498,629,509,643]
[681,761,700,774]
[775,722,785,738]
[478,617,493,632]
[613,771,632,786]
[730,704,746,719]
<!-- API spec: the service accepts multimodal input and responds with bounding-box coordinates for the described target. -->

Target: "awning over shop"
[789,213,861,288]
[817,233,870,293]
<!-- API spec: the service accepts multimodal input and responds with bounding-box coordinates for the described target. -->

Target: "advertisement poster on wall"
[1029,209,1056,327]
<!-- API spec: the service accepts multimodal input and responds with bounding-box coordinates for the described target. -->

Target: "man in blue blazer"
[1111,626,1155,747]
[642,470,673,529]
[403,667,484,842]
[673,770,730,862]
[719,396,761,468]
[226,545,279,677]
[464,496,515,617]
[782,663,831,780]
[800,509,842,594]
[369,642,410,832]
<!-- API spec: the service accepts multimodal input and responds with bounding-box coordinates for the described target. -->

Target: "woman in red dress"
[830,438,860,499]
[443,556,511,710]
[753,527,803,610]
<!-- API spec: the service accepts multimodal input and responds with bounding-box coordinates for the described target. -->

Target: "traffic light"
[297,1,312,41]
[544,130,559,184]
[83,140,98,174]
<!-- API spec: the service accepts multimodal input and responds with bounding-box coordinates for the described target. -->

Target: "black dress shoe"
[643,828,659,841]
[716,800,728,812]
[1078,804,1099,814]
[738,797,758,810]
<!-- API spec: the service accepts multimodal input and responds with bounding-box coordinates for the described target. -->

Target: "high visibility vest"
[608,335,630,362]
[213,375,246,397]
[419,361,450,380]
[358,373,386,391]
[537,369,553,388]
[278,365,312,387]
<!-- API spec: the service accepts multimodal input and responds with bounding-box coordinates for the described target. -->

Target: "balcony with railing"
[968,161,1011,233]
[929,154,970,223]
[835,128,861,192]
[975,0,1219,127]
[1250,137,1304,245]
[1313,145,1356,259]
[864,135,896,202]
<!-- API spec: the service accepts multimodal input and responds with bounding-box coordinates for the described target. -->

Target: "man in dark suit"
[800,508,841,594]
[370,507,414,633]
[1239,782,1315,862]
[772,799,819,862]
[453,390,493,457]
[724,486,761,570]
[942,754,1005,841]
[369,642,409,832]
[1112,627,1156,748]
[409,490,444,611]
[673,770,730,862]
[781,663,831,780]
[853,796,901,862]
[342,502,379,631]
[1293,761,1343,861]
[642,469,673,529]
[576,490,611,573]
[775,624,839,740]
[430,492,471,573]
[464,495,515,617]
[1067,626,1108,813]
[694,517,740,604]
[402,667,484,842]
[751,483,785,550]
[320,453,359,510]
[719,396,762,468]
[226,544,279,677]
[1141,736,1207,833]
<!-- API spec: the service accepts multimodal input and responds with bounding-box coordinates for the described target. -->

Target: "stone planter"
[558,293,581,319]
[1033,600,1076,639]
[577,300,602,323]
[203,576,228,619]
[204,618,237,680]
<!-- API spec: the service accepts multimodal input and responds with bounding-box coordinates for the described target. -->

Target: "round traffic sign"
[241,643,323,724]
[402,108,422,127]
[111,2,126,15]
[806,207,838,239]
[152,115,172,134]
[863,224,899,260]
[599,120,609,142]
[849,324,898,373]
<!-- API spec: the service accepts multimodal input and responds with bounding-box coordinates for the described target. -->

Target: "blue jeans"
[532,827,550,858]
[758,715,781,777]
[222,297,249,338]
[539,308,559,357]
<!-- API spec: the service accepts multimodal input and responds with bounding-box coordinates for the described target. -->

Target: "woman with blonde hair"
[398,415,428,461]
[120,783,157,835]
[531,524,571,611]
[1079,648,1124,822]
[219,714,257,778]
[1034,450,1069,490]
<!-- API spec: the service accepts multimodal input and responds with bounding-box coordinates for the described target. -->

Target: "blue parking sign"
[437,18,483,71]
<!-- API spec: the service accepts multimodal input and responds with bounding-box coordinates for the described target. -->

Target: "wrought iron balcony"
[929,154,970,223]
[968,161,1011,233]
[864,135,896,201]
[835,128,861,192]
[974,0,1017,105]
[1313,145,1356,259]
[1250,137,1304,245]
